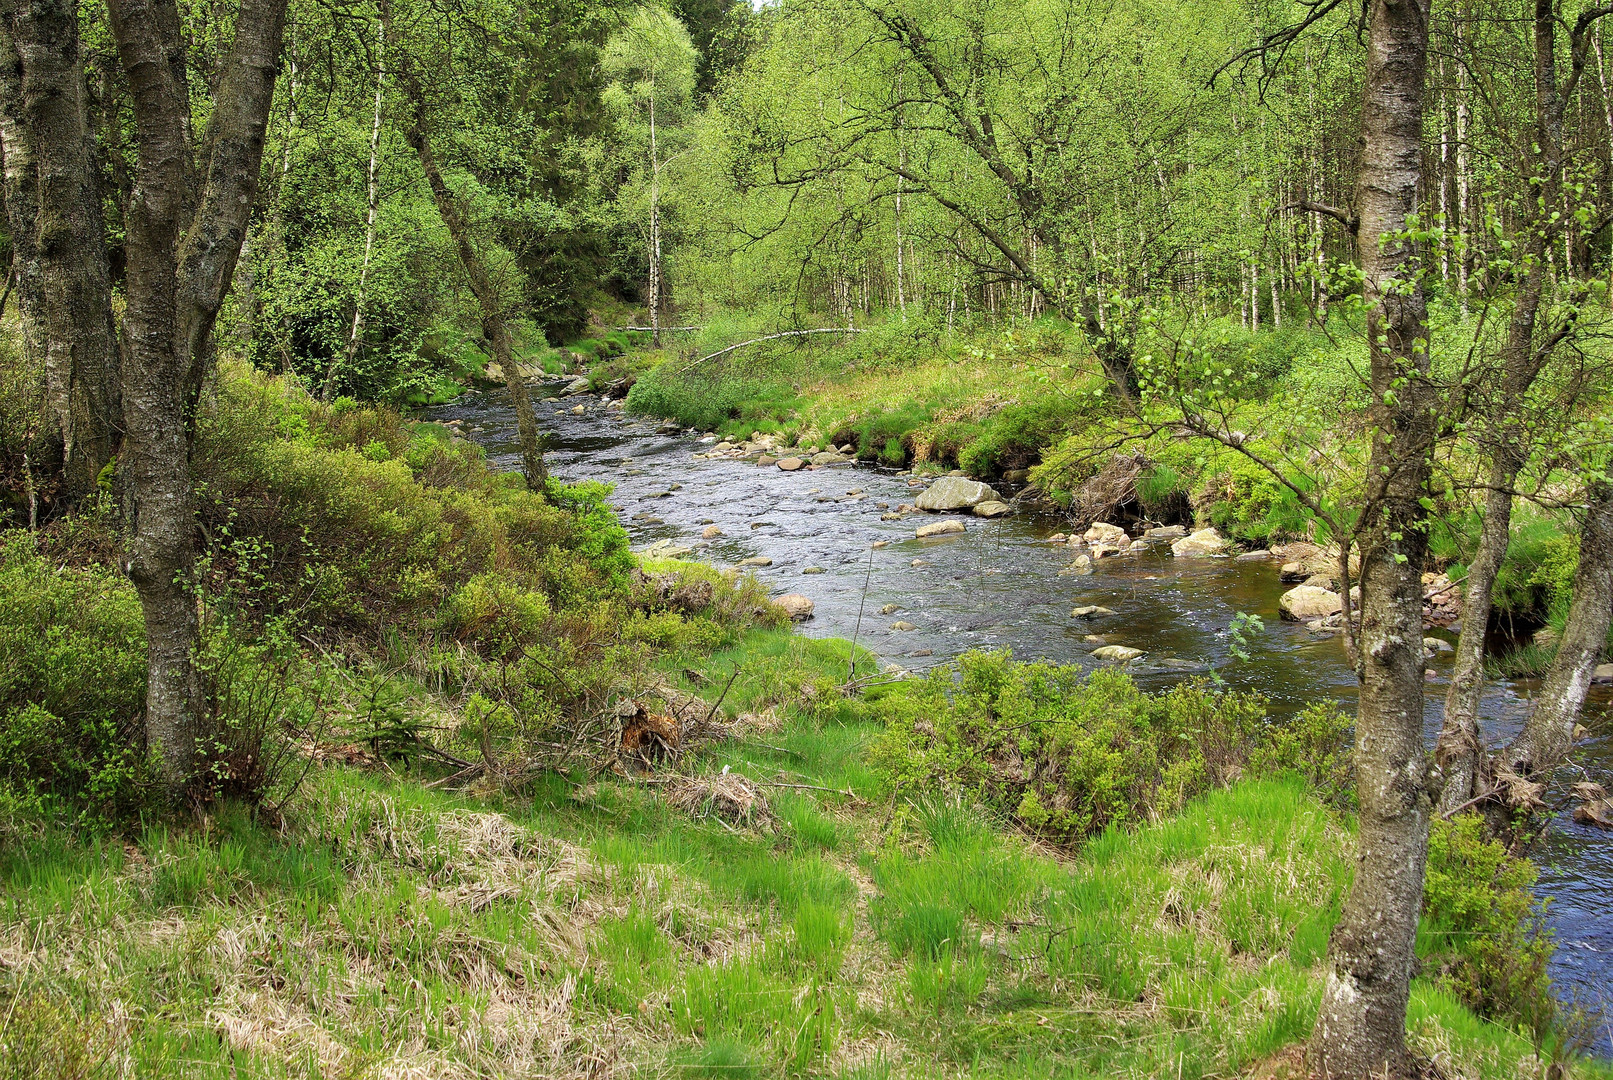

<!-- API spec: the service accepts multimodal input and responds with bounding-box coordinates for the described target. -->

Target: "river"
[428,379,1613,1049]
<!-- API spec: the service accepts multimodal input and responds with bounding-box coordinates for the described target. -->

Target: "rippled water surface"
[430,380,1613,1046]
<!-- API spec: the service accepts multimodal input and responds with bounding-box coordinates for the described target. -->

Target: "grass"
[3,627,1600,1080]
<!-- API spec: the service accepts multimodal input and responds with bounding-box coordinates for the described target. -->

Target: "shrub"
[0,534,150,826]
[867,650,1287,844]
[1420,814,1556,1036]
[1247,699,1354,805]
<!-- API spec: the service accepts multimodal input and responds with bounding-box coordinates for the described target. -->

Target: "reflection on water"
[429,381,1613,1046]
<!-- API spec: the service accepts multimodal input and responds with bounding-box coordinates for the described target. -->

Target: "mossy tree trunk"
[0,0,120,503]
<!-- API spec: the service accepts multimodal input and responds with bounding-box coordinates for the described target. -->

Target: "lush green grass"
[1,687,1592,1079]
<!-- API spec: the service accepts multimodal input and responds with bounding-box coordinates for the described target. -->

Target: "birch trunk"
[325,18,384,400]
[1501,483,1613,781]
[1309,0,1436,1071]
[647,89,661,348]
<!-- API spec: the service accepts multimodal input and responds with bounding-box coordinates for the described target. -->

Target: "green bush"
[0,535,150,826]
[192,364,632,635]
[957,391,1105,478]
[867,650,1299,844]
[1420,813,1556,1036]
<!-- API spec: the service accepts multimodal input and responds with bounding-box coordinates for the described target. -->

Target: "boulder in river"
[739,556,773,567]
[1071,605,1117,618]
[1279,561,1309,582]
[756,456,777,466]
[1060,554,1094,576]
[878,604,902,615]
[1083,522,1128,546]
[891,621,917,631]
[974,501,1011,518]
[915,476,1000,512]
[802,566,826,575]
[1594,663,1613,684]
[1280,585,1343,621]
[1145,525,1188,539]
[1170,528,1231,557]
[701,525,722,540]
[775,594,815,621]
[561,376,591,396]
[916,519,967,538]
[1092,645,1143,663]
[777,457,805,471]
[1235,550,1271,561]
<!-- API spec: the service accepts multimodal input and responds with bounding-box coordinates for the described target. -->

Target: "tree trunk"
[1454,15,1471,314]
[1501,482,1613,781]
[1308,0,1436,1072]
[647,89,661,350]
[325,17,384,401]
[0,0,119,501]
[108,0,288,794]
[399,69,546,489]
[1434,458,1515,812]
[1434,0,1580,813]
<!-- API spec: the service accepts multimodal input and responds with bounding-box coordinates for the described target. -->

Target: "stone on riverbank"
[1170,528,1231,557]
[914,476,1000,512]
[916,519,966,538]
[1279,561,1309,582]
[1083,522,1127,546]
[640,539,693,560]
[1280,585,1343,621]
[561,376,591,395]
[777,457,804,471]
[775,594,815,620]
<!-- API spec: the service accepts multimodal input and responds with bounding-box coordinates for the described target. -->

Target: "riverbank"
[1,365,1604,1077]
[1,625,1590,1078]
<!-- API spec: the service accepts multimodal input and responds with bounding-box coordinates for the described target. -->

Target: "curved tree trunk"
[1434,457,1515,812]
[1501,482,1613,781]
[398,56,546,490]
[1309,0,1435,1071]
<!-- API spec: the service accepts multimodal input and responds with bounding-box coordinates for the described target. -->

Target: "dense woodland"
[3,0,1613,1076]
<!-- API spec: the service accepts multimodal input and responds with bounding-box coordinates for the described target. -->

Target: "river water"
[429,380,1613,1047]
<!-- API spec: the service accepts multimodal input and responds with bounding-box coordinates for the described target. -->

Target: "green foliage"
[867,650,1308,845]
[1420,814,1556,1036]
[956,392,1104,478]
[0,534,150,827]
[624,360,794,432]
[1247,700,1355,805]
